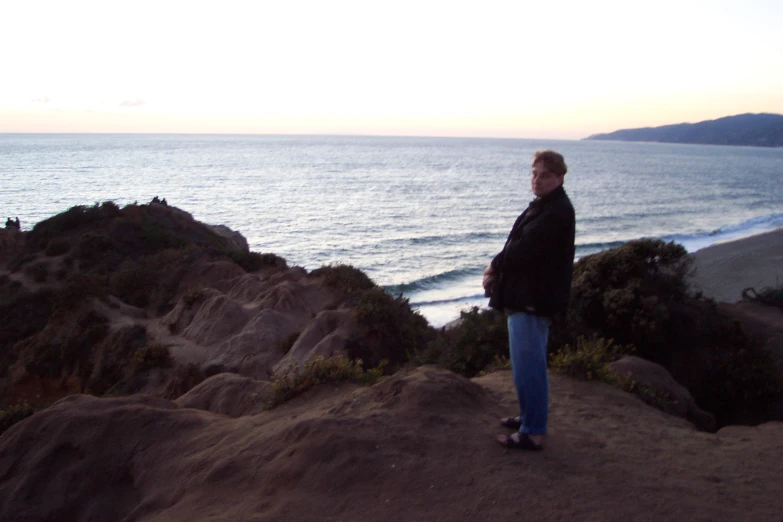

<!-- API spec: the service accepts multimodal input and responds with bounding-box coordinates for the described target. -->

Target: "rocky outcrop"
[608,355,716,432]
[2,369,782,521]
[0,202,415,411]
[175,373,274,417]
[207,224,249,252]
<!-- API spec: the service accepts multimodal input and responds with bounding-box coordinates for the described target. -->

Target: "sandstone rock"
[160,287,223,334]
[207,224,249,252]
[207,309,305,379]
[176,260,247,298]
[227,273,272,301]
[255,279,333,315]
[175,373,274,417]
[273,310,355,375]
[608,355,716,432]
[181,294,250,346]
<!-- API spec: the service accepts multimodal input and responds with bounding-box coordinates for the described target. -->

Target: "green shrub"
[45,238,71,256]
[29,202,121,250]
[559,238,783,426]
[742,285,783,310]
[0,285,56,377]
[561,239,691,358]
[109,259,157,308]
[549,336,631,381]
[228,251,287,272]
[268,355,384,408]
[181,285,206,309]
[346,287,435,369]
[87,324,148,396]
[58,272,108,308]
[104,380,128,397]
[76,232,121,271]
[699,333,783,419]
[0,401,38,436]
[601,368,672,410]
[24,262,49,283]
[26,342,65,379]
[134,222,187,254]
[8,252,35,273]
[134,343,173,370]
[413,307,508,378]
[312,264,376,297]
[62,312,109,374]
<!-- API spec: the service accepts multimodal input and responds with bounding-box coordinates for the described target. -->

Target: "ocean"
[2,134,782,327]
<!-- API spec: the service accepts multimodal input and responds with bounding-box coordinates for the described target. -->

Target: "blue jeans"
[507,312,551,435]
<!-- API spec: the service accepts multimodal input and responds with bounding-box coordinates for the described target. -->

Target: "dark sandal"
[497,433,543,451]
[499,416,522,430]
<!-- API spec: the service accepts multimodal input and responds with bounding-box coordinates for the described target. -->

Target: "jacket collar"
[530,184,566,208]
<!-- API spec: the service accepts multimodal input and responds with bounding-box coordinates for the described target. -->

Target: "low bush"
[602,368,673,411]
[61,311,109,375]
[58,272,108,308]
[45,238,71,256]
[24,262,48,283]
[0,401,38,436]
[347,287,435,369]
[28,201,121,250]
[549,336,631,381]
[0,286,56,377]
[228,251,287,273]
[742,285,783,310]
[561,239,692,360]
[312,264,376,297]
[413,307,508,378]
[181,285,207,309]
[268,355,384,408]
[109,259,158,308]
[134,343,173,370]
[559,238,783,426]
[76,232,123,274]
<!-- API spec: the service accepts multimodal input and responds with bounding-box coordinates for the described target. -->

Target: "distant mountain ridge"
[584,113,783,147]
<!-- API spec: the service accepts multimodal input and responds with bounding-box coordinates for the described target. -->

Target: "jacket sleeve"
[500,209,570,274]
[490,251,504,270]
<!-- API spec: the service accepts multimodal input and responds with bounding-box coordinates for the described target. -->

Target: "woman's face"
[530,163,564,197]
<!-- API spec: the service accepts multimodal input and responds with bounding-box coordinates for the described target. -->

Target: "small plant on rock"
[549,336,632,381]
[268,355,385,408]
[134,342,173,370]
[228,251,287,273]
[0,401,38,436]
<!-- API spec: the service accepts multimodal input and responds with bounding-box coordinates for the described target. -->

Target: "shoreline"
[416,226,783,326]
[689,227,783,303]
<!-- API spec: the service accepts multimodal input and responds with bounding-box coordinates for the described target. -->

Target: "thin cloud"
[120,98,145,108]
[32,97,51,104]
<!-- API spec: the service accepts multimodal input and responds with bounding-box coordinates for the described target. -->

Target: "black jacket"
[488,184,575,317]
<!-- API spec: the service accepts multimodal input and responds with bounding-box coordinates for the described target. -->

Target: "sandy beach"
[689,228,783,303]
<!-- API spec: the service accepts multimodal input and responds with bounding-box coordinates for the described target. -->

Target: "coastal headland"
[585,113,783,147]
[1,202,782,521]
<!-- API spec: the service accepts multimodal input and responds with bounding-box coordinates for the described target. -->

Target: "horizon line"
[0,131,588,141]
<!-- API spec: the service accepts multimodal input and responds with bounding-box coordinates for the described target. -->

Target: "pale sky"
[1,0,782,139]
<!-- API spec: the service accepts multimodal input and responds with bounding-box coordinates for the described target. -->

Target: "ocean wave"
[663,213,783,250]
[383,267,481,294]
[380,230,504,248]
[409,293,487,307]
[575,240,629,255]
[576,213,783,255]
